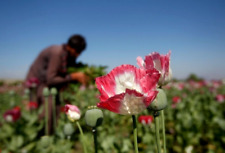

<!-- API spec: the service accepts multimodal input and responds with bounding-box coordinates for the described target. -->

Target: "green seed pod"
[50,87,58,96]
[24,88,30,95]
[85,109,103,128]
[42,87,50,97]
[9,90,15,96]
[149,88,167,111]
[40,136,51,148]
[63,123,75,136]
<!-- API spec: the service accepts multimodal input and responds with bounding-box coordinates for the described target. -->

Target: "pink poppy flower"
[65,104,81,122]
[137,51,172,86]
[171,96,181,108]
[25,77,39,88]
[215,94,225,103]
[138,115,154,125]
[211,80,222,88]
[27,101,38,110]
[172,96,181,104]
[95,64,160,115]
[3,106,21,122]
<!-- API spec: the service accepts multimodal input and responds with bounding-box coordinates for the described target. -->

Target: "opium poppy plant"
[95,64,160,115]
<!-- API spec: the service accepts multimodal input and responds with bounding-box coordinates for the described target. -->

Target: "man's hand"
[70,72,90,85]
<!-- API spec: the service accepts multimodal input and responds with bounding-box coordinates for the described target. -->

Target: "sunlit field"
[0,64,224,153]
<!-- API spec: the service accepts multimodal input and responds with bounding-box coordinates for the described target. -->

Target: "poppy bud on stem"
[137,51,171,153]
[50,87,57,134]
[85,108,104,153]
[43,87,50,135]
[149,88,167,153]
[24,88,30,101]
[64,104,87,153]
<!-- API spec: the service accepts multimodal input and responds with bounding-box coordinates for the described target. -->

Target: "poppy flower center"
[115,72,142,94]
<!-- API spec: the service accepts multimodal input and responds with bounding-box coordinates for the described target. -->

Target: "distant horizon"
[0,66,224,81]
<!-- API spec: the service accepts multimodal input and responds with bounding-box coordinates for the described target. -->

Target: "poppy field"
[0,72,224,153]
[0,51,225,153]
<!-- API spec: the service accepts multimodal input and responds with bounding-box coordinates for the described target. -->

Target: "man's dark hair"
[67,34,86,53]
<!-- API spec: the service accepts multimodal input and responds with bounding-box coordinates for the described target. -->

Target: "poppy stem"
[76,121,87,153]
[45,96,49,135]
[154,111,161,153]
[161,110,167,153]
[52,95,57,134]
[132,115,139,153]
[92,128,98,153]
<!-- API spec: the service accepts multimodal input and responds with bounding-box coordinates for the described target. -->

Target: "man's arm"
[46,51,71,86]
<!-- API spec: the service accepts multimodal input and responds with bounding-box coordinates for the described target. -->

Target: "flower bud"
[65,104,81,122]
[63,123,75,136]
[50,87,58,96]
[42,87,50,97]
[85,109,103,128]
[149,88,167,111]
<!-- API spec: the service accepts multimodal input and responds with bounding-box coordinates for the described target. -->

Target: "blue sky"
[0,0,225,80]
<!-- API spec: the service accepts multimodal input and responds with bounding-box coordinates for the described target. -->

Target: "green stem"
[132,115,139,153]
[161,110,167,153]
[93,128,98,153]
[45,96,49,135]
[154,112,161,153]
[52,96,56,134]
[76,121,87,153]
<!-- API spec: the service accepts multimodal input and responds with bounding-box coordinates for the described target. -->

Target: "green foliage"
[0,68,225,153]
[0,80,4,86]
[164,82,225,153]
[67,62,107,84]
[186,73,203,82]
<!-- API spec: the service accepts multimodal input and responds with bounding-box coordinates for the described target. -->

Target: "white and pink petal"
[136,56,145,69]
[95,64,160,115]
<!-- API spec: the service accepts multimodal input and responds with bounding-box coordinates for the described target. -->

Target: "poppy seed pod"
[85,109,103,128]
[42,87,50,97]
[40,136,51,148]
[50,87,58,96]
[149,88,167,111]
[24,88,30,95]
[9,90,15,96]
[23,89,30,100]
[64,123,75,136]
